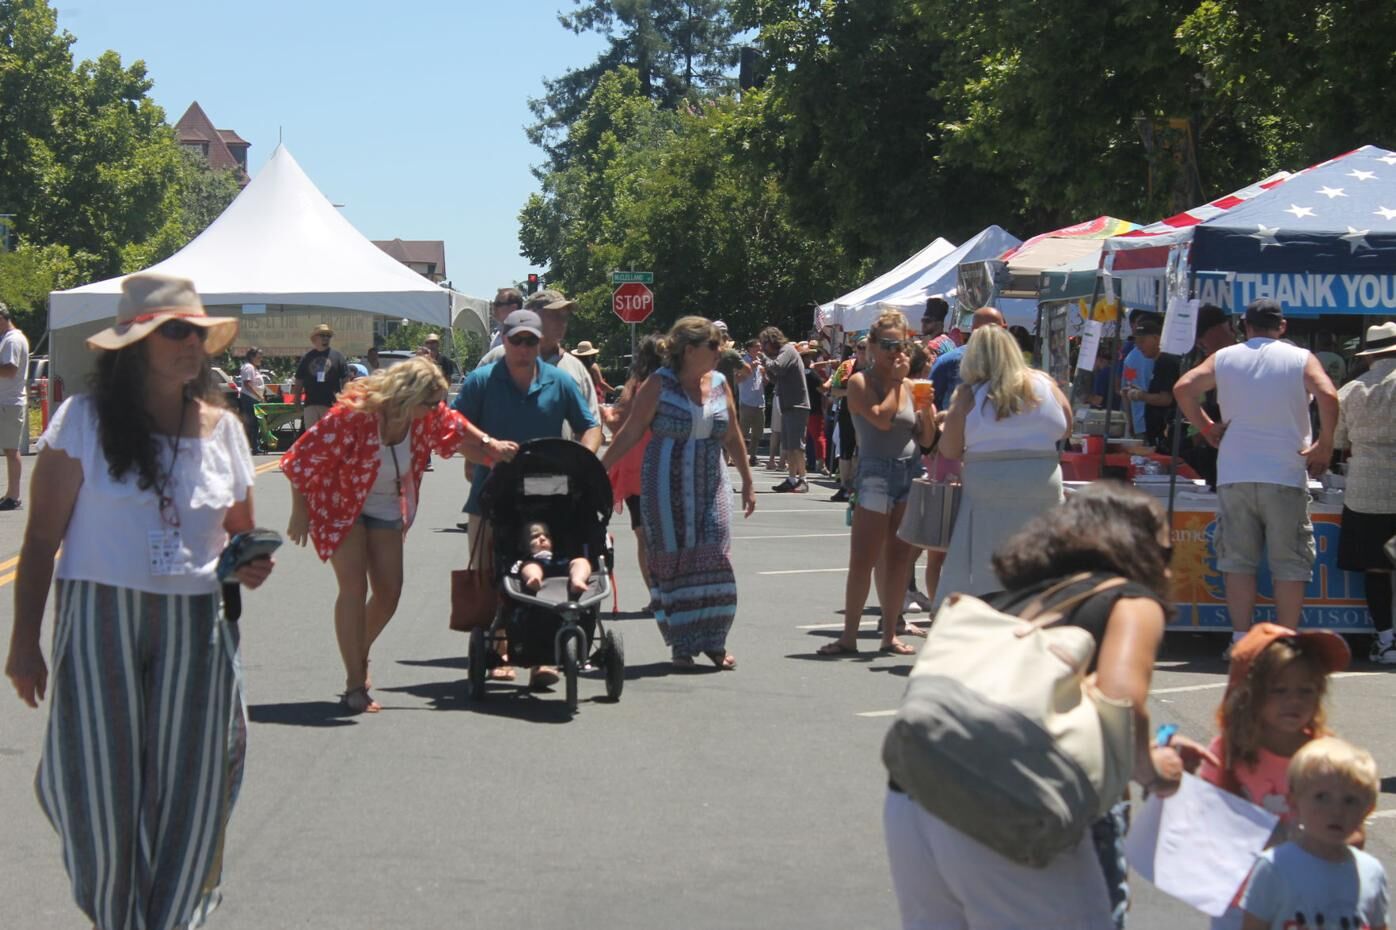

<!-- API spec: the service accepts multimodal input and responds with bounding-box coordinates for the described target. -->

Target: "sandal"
[704,651,737,670]
[879,640,916,656]
[899,622,928,638]
[342,687,381,714]
[529,666,560,689]
[671,656,699,671]
[488,665,517,682]
[816,641,859,657]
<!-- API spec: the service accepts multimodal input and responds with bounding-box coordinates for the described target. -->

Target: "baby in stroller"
[514,521,592,601]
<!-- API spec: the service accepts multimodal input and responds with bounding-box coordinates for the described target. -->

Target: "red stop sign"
[612,282,654,323]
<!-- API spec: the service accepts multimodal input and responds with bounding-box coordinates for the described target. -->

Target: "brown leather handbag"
[450,528,499,632]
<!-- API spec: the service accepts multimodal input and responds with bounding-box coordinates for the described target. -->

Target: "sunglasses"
[156,320,207,342]
[877,337,908,353]
[508,333,540,347]
[494,302,521,310]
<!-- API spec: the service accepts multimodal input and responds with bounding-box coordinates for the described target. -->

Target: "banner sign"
[1168,507,1370,631]
[1231,272,1396,316]
[1159,296,1200,356]
[1074,320,1104,374]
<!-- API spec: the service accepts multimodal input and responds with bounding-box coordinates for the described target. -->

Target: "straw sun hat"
[572,340,600,358]
[87,273,238,355]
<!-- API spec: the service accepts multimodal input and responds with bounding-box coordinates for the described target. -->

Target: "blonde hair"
[960,324,1037,420]
[870,309,910,340]
[338,356,447,424]
[664,316,721,374]
[1219,639,1330,770]
[1288,737,1379,809]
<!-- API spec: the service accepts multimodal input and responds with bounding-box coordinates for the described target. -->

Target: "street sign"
[611,270,654,285]
[612,282,655,324]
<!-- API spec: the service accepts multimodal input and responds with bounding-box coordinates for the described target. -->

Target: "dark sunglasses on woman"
[877,337,908,353]
[156,319,207,342]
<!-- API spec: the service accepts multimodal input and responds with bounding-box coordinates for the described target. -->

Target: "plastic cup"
[910,379,934,411]
[1085,435,1105,455]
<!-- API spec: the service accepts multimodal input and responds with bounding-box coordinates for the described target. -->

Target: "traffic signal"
[526,273,540,294]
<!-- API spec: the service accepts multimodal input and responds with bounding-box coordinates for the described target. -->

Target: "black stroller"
[467,438,624,711]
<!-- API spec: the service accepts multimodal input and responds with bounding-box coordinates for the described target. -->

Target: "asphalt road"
[1,450,1392,930]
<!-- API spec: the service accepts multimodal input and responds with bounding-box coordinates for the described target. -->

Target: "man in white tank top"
[1174,299,1339,647]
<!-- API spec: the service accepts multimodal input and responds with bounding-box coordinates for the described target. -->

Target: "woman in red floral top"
[282,356,516,713]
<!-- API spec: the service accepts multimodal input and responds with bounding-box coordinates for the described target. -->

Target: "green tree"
[0,0,184,278]
[122,149,243,272]
[529,0,739,168]
[0,239,81,334]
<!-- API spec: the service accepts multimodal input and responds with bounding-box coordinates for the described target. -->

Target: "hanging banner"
[1075,319,1104,374]
[1231,273,1396,316]
[1160,297,1200,356]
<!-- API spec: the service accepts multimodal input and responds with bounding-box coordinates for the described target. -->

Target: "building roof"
[218,128,250,147]
[173,102,249,182]
[372,238,447,278]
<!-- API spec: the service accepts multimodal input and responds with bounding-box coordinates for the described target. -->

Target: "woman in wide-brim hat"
[573,340,613,403]
[4,272,274,930]
[1336,320,1396,663]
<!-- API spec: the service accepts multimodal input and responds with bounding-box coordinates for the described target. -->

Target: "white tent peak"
[51,143,456,328]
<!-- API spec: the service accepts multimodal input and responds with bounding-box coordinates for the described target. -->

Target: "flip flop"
[879,641,916,656]
[899,622,928,638]
[816,641,859,657]
[529,666,560,689]
[704,651,737,670]
[488,666,517,682]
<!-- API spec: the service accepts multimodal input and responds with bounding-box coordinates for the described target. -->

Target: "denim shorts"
[855,455,924,514]
[358,513,403,531]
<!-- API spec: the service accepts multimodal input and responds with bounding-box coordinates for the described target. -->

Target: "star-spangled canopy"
[1190,145,1396,274]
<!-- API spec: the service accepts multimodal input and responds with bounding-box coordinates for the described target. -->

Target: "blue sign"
[1230,272,1396,316]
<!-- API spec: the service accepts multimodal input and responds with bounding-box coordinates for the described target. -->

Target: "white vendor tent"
[877,225,1023,322]
[48,144,488,393]
[816,237,956,331]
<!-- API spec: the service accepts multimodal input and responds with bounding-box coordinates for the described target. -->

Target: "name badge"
[147,528,188,576]
[316,368,327,383]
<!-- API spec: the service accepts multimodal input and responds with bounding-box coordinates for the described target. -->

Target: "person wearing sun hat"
[422,331,459,381]
[570,339,613,405]
[4,272,275,930]
[292,321,349,430]
[1336,320,1396,662]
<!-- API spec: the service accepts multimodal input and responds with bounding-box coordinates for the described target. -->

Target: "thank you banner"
[1230,272,1396,315]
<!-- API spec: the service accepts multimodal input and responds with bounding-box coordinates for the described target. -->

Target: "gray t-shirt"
[771,342,809,412]
[1240,842,1388,930]
[0,328,30,406]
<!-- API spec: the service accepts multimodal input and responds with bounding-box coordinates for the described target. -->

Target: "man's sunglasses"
[156,320,207,343]
[876,337,908,353]
[494,301,522,310]
[508,333,540,347]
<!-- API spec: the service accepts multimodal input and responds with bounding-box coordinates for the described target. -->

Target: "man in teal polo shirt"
[453,308,602,686]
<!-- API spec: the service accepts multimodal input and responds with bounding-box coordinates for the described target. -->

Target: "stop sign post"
[612,271,655,360]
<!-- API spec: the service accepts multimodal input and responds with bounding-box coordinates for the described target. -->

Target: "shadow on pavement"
[624,660,686,680]
[396,655,469,670]
[380,677,588,723]
[247,700,357,728]
[1382,776,1396,796]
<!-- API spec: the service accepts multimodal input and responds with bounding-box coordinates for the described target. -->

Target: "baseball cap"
[1133,316,1163,337]
[501,309,544,339]
[1244,298,1285,329]
[424,332,441,343]
[1196,304,1230,335]
[1227,622,1350,694]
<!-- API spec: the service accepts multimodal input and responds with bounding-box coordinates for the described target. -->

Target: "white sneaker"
[1370,637,1396,665]
[902,592,925,614]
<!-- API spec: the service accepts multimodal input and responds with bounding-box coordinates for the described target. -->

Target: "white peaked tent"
[50,144,465,328]
[878,225,1023,321]
[816,237,957,331]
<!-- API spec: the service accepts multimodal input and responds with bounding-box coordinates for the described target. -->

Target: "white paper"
[1075,320,1104,374]
[1160,296,1201,356]
[1124,773,1278,917]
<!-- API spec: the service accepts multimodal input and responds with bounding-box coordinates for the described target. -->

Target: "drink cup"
[910,379,934,411]
[1085,435,1105,455]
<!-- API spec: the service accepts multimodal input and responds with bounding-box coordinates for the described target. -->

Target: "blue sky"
[60,0,609,299]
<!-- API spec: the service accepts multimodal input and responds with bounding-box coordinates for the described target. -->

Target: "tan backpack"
[882,573,1136,867]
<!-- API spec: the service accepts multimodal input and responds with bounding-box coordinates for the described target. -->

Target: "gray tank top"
[852,376,918,459]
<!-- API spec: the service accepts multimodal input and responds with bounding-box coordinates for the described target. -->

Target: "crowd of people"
[3,271,1392,930]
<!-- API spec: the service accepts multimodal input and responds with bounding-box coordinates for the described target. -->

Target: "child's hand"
[1169,734,1221,773]
[1146,744,1185,798]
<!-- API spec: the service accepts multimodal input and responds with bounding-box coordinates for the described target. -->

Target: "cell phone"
[217,528,283,582]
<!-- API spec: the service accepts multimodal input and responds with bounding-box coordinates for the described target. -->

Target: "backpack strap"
[1014,573,1128,635]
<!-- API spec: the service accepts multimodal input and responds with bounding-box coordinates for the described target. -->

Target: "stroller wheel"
[467,627,487,701]
[604,629,625,702]
[562,635,580,712]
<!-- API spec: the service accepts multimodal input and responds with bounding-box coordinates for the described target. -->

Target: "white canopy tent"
[48,144,489,392]
[816,237,956,331]
[877,225,1023,323]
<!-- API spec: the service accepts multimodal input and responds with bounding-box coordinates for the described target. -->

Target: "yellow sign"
[226,308,375,357]
[1077,294,1121,323]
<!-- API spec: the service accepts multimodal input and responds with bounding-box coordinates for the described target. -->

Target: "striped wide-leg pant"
[37,580,246,930]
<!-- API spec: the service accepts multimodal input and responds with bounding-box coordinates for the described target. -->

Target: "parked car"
[210,367,240,409]
[26,356,48,408]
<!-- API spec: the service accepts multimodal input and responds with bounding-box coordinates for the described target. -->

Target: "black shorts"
[625,495,643,530]
[1338,506,1396,572]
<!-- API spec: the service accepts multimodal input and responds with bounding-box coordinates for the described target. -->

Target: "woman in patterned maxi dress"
[601,317,757,669]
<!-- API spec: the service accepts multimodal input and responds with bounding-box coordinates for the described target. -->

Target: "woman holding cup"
[818,310,938,657]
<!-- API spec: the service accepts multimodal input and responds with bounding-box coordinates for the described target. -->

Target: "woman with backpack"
[882,483,1200,929]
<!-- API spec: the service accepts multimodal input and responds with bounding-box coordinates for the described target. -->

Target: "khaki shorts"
[302,404,330,429]
[1215,482,1316,582]
[0,403,24,451]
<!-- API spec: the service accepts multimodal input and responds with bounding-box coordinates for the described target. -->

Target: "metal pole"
[631,322,637,362]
